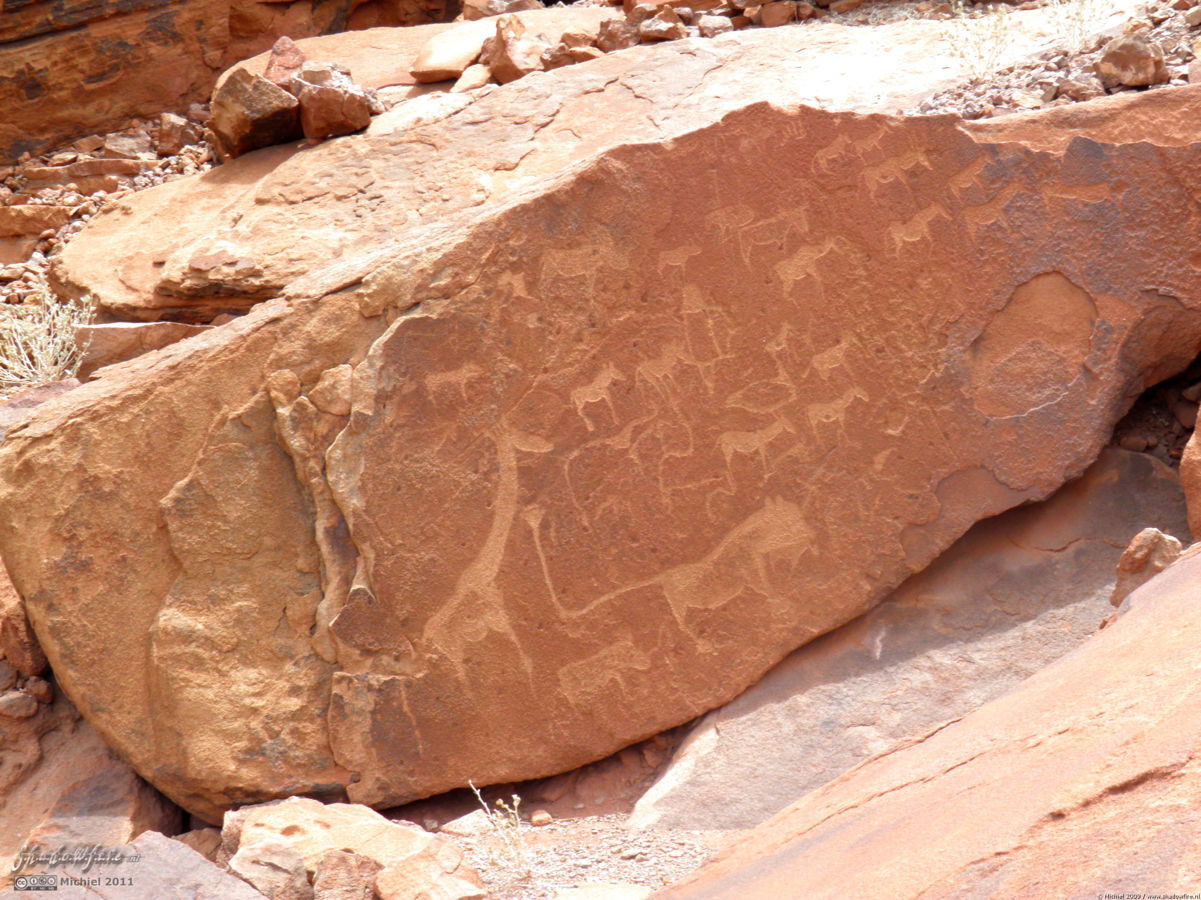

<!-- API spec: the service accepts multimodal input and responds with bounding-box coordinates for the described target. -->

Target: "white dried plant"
[0,289,92,395]
[1049,0,1110,53]
[950,1,1017,82]
[469,781,534,879]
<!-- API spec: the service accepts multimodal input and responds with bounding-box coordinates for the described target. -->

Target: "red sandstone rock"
[411,20,496,83]
[312,849,383,900]
[1178,424,1201,536]
[658,545,1201,900]
[1109,526,1181,607]
[0,565,45,678]
[54,14,1100,324]
[452,63,496,92]
[0,206,73,265]
[13,64,1201,824]
[290,62,380,142]
[697,15,734,36]
[639,11,688,40]
[482,15,550,84]
[0,0,454,165]
[408,8,612,83]
[264,35,309,87]
[759,0,797,26]
[228,834,312,900]
[75,322,212,379]
[630,449,1190,830]
[0,691,182,888]
[543,42,607,69]
[221,798,483,900]
[158,112,201,156]
[1095,34,1169,88]
[597,18,641,50]
[463,0,510,18]
[77,830,268,899]
[209,68,302,160]
[175,827,222,861]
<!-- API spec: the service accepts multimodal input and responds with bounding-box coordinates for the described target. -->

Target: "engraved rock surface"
[7,68,1201,824]
[52,9,1123,323]
[628,449,1190,831]
[658,545,1201,900]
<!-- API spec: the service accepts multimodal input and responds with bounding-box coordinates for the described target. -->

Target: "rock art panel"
[6,86,1201,821]
[628,448,1189,830]
[55,19,1119,324]
[657,545,1201,900]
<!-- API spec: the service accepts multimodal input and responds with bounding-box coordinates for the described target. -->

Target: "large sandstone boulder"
[9,65,1201,825]
[629,448,1190,830]
[657,544,1201,900]
[0,0,454,164]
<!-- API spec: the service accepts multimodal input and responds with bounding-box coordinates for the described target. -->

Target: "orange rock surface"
[7,75,1201,824]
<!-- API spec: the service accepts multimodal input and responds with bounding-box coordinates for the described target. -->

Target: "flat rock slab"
[629,448,1190,830]
[75,323,211,379]
[9,76,1201,823]
[656,543,1201,900]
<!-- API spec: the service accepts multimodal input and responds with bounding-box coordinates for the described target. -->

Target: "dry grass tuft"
[469,781,534,879]
[950,1,1017,82]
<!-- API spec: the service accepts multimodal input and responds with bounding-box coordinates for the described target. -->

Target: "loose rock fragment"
[209,69,302,160]
[1095,35,1169,88]
[1110,527,1183,608]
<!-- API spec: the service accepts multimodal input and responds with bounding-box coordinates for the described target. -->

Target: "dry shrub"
[0,290,92,396]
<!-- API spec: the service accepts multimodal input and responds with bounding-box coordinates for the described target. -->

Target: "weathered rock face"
[52,13,1103,324]
[8,70,1201,825]
[628,448,1190,831]
[75,322,213,379]
[0,565,47,678]
[658,545,1201,900]
[0,0,455,165]
[1178,423,1201,534]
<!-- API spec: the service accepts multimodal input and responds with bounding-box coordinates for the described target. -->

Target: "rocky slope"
[0,0,454,165]
[658,542,1201,900]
